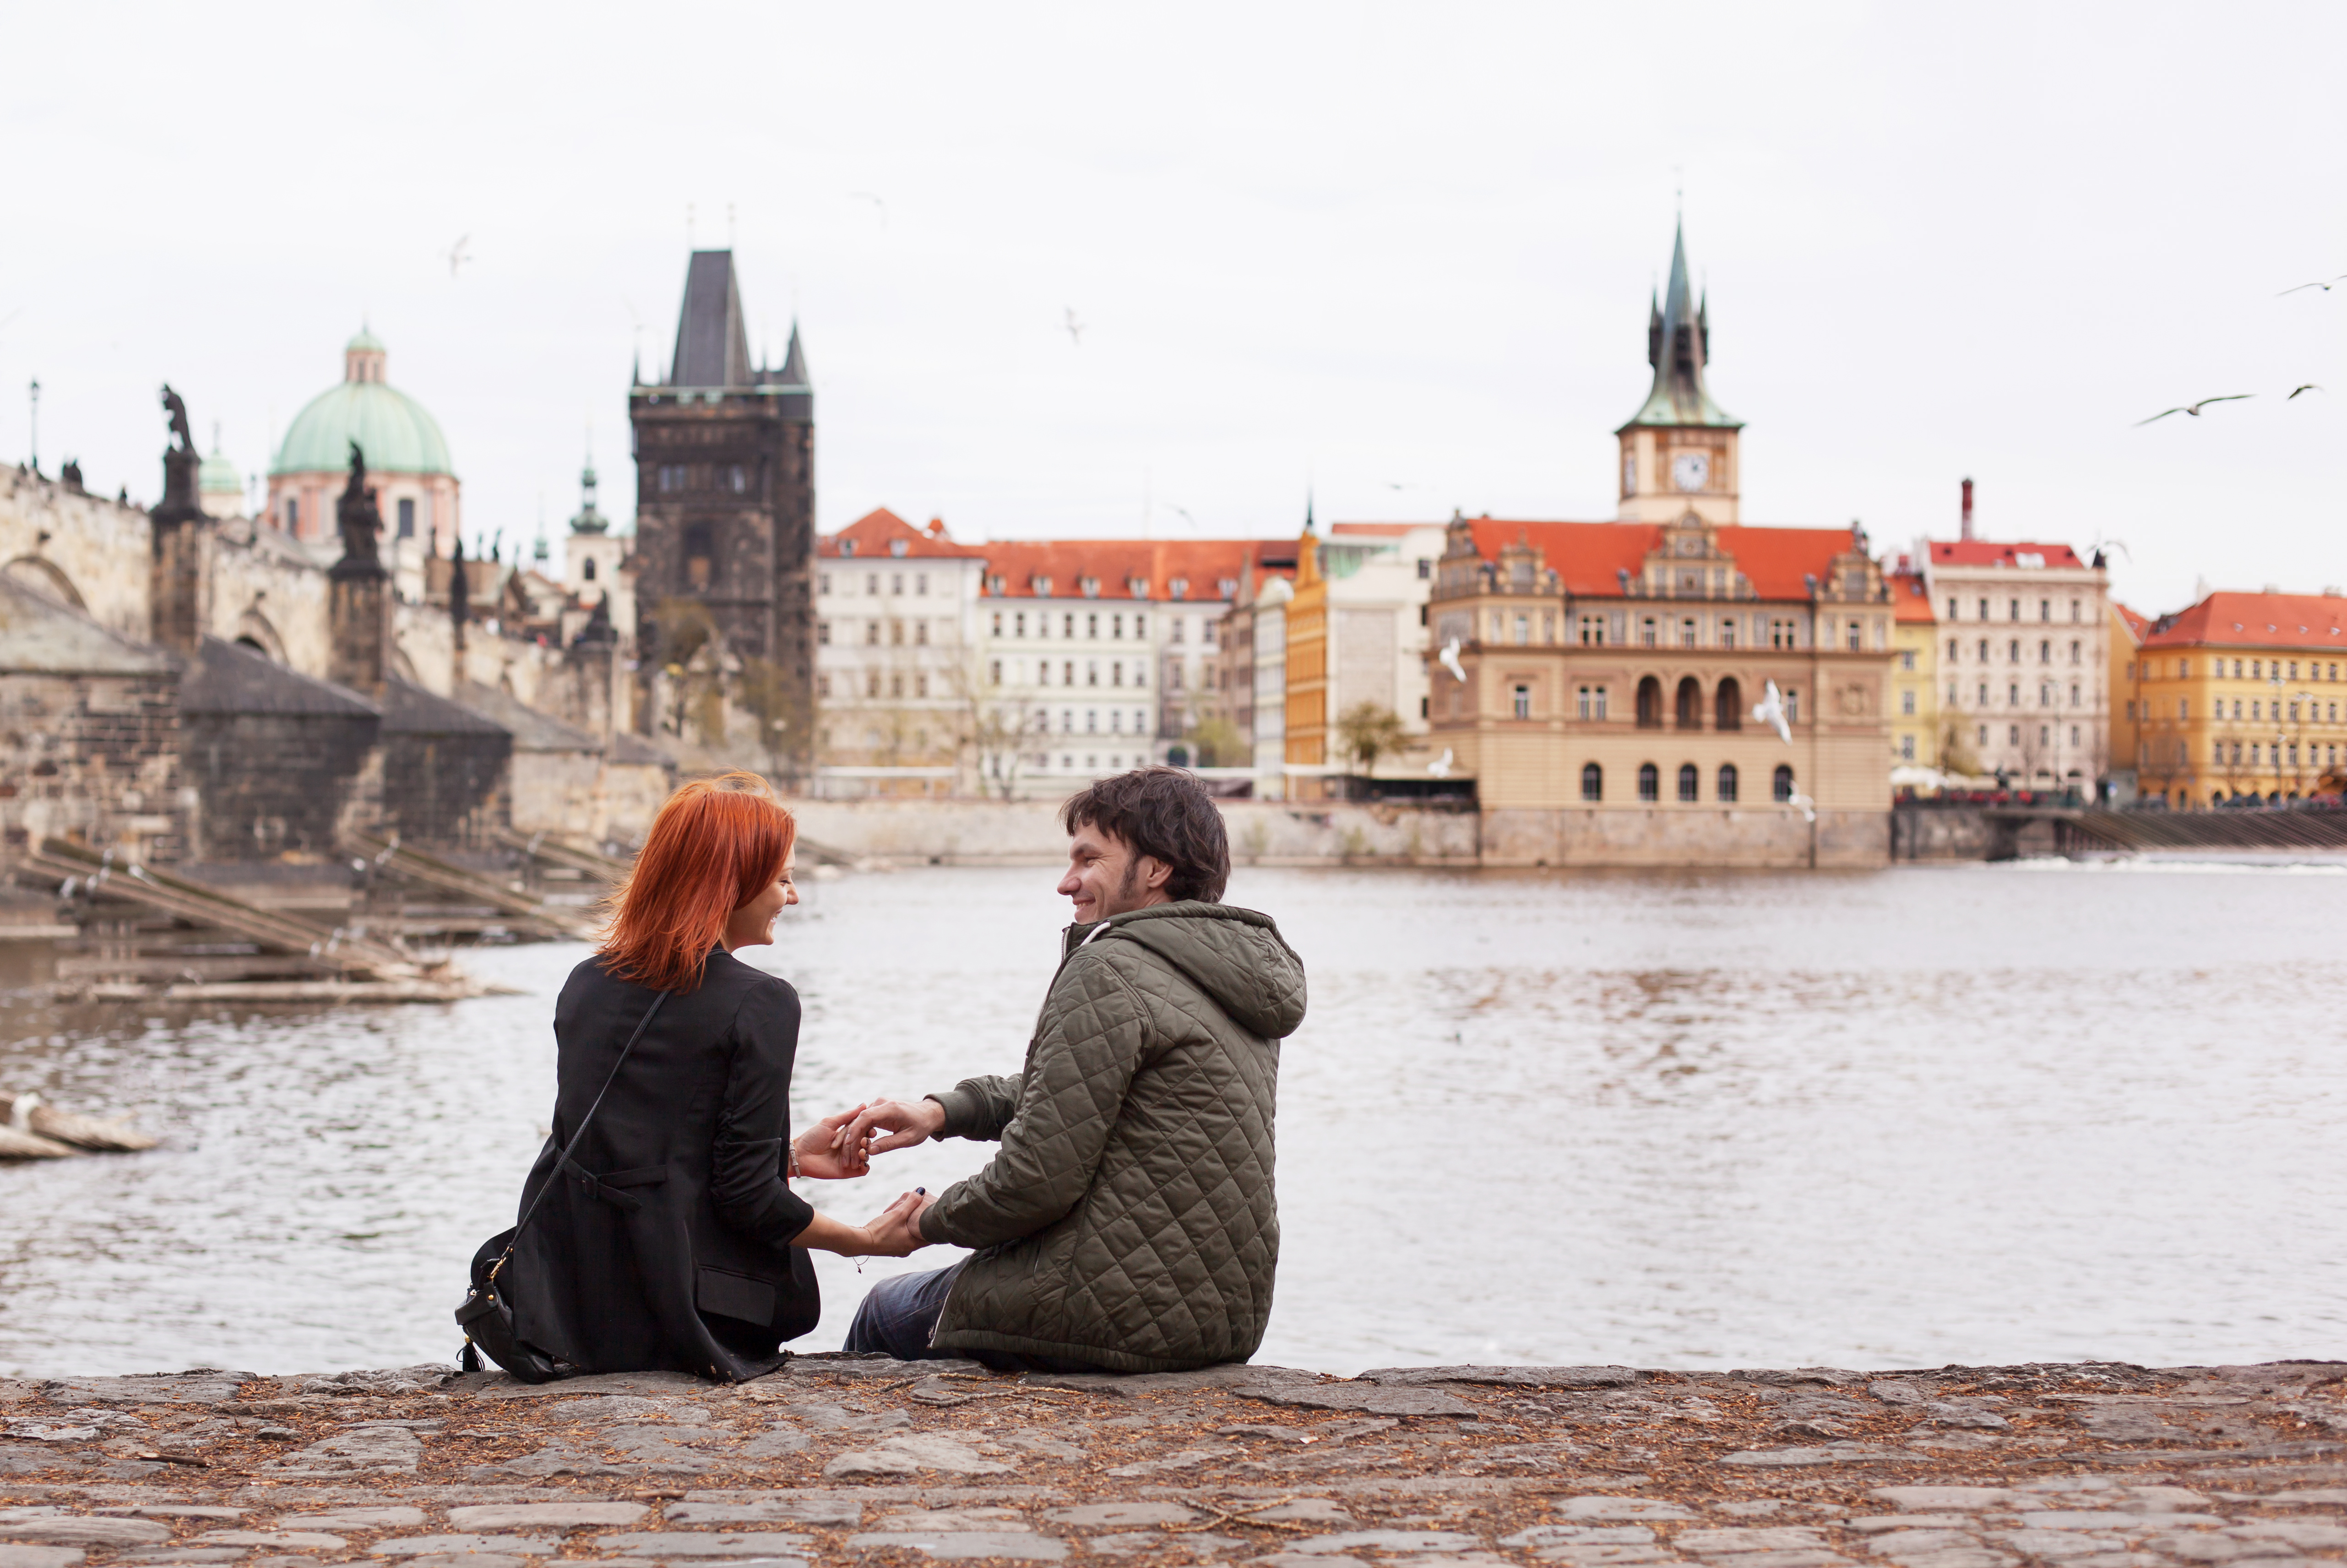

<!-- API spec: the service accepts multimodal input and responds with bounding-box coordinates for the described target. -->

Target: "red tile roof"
[2112,601,2151,644]
[1889,570,1935,623]
[819,508,986,559]
[973,539,1281,602]
[1925,539,2088,570]
[1329,521,1429,537]
[1457,518,1862,601]
[2141,591,2347,651]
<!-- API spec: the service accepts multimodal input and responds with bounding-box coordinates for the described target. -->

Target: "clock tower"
[1615,219,1742,525]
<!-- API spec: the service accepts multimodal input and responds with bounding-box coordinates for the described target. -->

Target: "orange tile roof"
[972,539,1280,602]
[1925,539,2088,570]
[2142,591,2347,651]
[1329,521,1429,537]
[1889,570,1936,623]
[1458,518,1861,601]
[2112,600,2151,643]
[819,508,986,559]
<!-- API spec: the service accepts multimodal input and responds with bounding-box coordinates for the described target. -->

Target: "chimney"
[1960,477,1975,543]
[327,441,392,694]
[148,385,208,656]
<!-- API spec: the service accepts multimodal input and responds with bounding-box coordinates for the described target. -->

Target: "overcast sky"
[6,2,2342,613]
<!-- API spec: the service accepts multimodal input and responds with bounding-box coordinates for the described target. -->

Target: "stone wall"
[1481,805,1889,868]
[782,796,1481,866]
[179,711,381,861]
[0,668,186,861]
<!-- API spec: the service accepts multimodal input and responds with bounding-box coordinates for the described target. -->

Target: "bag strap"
[489,988,669,1283]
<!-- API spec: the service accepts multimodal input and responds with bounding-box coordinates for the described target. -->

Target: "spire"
[1620,216,1739,431]
[669,250,754,388]
[570,446,609,535]
[776,319,808,386]
[1295,491,1322,591]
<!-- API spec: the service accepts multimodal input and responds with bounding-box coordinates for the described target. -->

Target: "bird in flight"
[849,192,888,227]
[1426,748,1455,779]
[2279,274,2347,296]
[445,235,471,278]
[1752,679,1792,745]
[1064,308,1086,346]
[1168,506,1198,528]
[2135,395,2252,426]
[1438,637,1466,684]
[2289,384,2324,399]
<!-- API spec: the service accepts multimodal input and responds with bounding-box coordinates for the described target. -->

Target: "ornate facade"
[1421,223,1895,866]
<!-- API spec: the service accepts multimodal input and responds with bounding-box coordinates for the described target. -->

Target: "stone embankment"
[4,1357,2345,1568]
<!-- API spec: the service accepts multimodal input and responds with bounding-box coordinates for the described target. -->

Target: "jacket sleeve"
[928,1073,1025,1142]
[922,951,1150,1249]
[709,979,817,1249]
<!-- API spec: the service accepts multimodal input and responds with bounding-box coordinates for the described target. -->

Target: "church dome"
[270,330,455,478]
[199,445,241,497]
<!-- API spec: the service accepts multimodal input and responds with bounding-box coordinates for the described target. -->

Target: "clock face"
[1622,454,1636,494]
[1671,451,1711,492]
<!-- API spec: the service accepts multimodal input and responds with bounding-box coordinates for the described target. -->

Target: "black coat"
[503,949,819,1380]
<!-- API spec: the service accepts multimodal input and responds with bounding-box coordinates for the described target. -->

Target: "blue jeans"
[842,1262,1111,1373]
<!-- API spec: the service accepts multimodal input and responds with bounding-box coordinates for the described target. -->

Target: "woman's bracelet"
[786,1140,801,1178]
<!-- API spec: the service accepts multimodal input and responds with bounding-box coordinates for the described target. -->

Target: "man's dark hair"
[1060,766,1230,904]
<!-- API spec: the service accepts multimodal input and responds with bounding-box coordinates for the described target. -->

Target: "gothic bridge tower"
[628,250,815,770]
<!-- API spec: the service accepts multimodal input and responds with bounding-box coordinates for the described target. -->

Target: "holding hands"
[786,1094,942,1258]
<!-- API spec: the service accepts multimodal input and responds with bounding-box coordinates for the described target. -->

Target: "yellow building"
[1282,512,1329,781]
[2124,590,2347,806]
[1887,567,1938,770]
[2108,601,2148,794]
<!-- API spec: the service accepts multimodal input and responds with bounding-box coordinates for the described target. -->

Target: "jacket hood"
[1070,902,1306,1039]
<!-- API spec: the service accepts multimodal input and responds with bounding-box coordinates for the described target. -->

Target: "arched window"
[582,556,597,581]
[1677,763,1699,802]
[2039,639,2051,663]
[1717,763,1739,802]
[1636,676,1663,729]
[1581,762,1603,802]
[1637,762,1659,802]
[1715,677,1743,731]
[1675,676,1702,730]
[1773,764,1795,803]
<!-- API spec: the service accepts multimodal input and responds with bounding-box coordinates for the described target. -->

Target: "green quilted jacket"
[920,901,1306,1372]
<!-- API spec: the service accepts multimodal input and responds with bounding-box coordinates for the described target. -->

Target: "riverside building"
[812,509,986,797]
[1280,517,1447,797]
[1419,221,1895,867]
[2124,590,2347,806]
[1887,564,1940,770]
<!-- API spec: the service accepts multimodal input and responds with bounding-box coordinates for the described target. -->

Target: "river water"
[3,862,2343,1379]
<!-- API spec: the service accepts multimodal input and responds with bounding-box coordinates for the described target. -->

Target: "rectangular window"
[1847,620,1862,651]
[1722,619,1737,650]
[396,497,416,537]
[1900,734,1915,760]
[864,623,880,646]
[1641,617,1658,648]
[1681,618,1697,649]
[1900,649,1916,671]
[817,621,831,646]
[988,659,1001,685]
[1113,613,1124,640]
[1515,614,1530,645]
[916,574,928,596]
[1949,597,1959,620]
[1577,686,1592,719]
[1901,689,1916,715]
[1170,619,1185,644]
[1786,689,1799,723]
[1511,683,1532,720]
[1594,687,1608,720]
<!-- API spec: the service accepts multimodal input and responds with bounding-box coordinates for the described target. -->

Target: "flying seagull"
[1784,789,1817,825]
[2135,395,2252,426]
[1064,308,1086,346]
[1752,679,1792,744]
[1168,505,1198,528]
[445,234,471,278]
[1427,748,1455,779]
[1438,637,1466,684]
[2290,384,2324,399]
[2279,274,2347,296]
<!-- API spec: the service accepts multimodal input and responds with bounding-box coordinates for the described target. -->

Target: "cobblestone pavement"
[5,1357,2345,1568]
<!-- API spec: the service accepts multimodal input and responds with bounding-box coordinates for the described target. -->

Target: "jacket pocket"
[696,1266,778,1327]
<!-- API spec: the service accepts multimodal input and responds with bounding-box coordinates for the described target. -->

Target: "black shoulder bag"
[456,990,668,1381]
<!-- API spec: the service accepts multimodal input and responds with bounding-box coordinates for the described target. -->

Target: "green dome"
[199,447,241,495]
[272,379,454,477]
[347,326,386,353]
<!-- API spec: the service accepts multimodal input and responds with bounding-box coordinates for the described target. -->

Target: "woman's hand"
[793,1105,872,1180]
[855,1189,934,1257]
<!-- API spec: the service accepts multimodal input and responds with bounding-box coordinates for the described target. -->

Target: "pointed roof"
[1620,219,1740,431]
[772,321,809,387]
[669,250,754,388]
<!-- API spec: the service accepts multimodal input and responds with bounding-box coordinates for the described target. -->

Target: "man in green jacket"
[841,767,1307,1373]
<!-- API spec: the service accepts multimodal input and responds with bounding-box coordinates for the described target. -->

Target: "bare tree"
[1335,701,1408,775]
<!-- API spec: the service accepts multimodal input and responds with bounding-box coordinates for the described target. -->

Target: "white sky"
[5,2,2342,613]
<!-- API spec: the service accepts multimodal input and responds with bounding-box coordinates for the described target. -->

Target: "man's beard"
[1113,856,1143,910]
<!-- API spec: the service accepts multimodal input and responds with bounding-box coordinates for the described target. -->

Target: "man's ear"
[1141,855,1174,891]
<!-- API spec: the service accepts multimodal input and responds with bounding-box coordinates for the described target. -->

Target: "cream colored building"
[813,510,987,796]
[1886,564,1939,770]
[1917,538,2112,790]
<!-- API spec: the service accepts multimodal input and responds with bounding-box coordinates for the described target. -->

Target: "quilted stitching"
[924,902,1305,1373]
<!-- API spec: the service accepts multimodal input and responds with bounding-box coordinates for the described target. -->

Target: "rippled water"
[3,861,2344,1379]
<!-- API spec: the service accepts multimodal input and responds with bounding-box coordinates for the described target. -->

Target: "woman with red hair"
[485,771,915,1380]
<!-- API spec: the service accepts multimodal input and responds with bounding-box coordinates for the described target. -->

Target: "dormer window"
[1127,576,1148,597]
[1080,576,1101,598]
[986,574,1005,595]
[839,539,857,557]
[1218,578,1237,598]
[1170,577,1189,600]
[1032,575,1053,597]
[890,538,909,558]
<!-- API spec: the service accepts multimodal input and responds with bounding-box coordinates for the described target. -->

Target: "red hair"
[599,771,796,993]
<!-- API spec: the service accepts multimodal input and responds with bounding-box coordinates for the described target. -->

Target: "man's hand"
[837,1096,948,1158]
[858,1189,938,1257]
[793,1105,870,1180]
